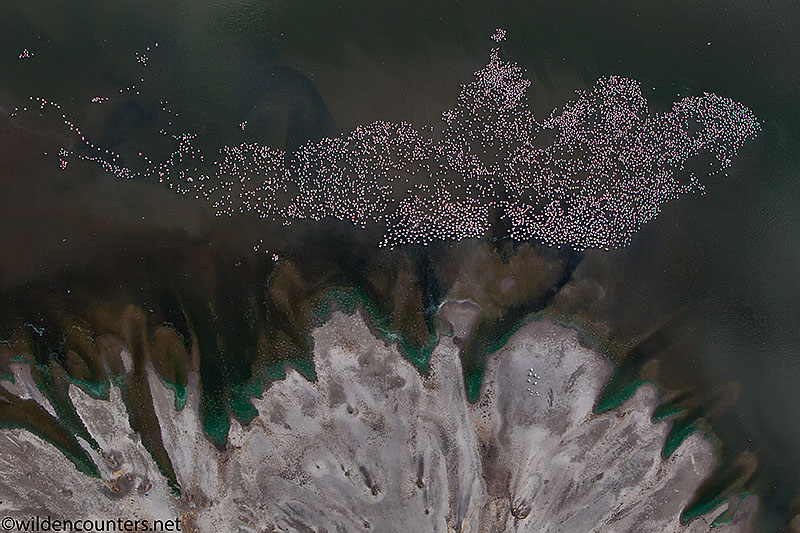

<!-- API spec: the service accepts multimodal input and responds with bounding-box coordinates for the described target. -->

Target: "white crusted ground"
[0,310,756,532]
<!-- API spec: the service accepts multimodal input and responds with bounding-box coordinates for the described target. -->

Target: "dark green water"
[1,0,799,530]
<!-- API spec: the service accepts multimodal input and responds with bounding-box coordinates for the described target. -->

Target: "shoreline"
[1,308,758,530]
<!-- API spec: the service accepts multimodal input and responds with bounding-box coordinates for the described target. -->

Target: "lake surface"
[1,1,798,530]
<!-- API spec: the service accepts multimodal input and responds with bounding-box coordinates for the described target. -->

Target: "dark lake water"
[1,0,798,530]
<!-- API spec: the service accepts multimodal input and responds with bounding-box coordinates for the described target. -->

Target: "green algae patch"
[157,378,188,412]
[287,357,316,382]
[484,311,550,355]
[652,402,684,422]
[679,492,751,527]
[464,367,484,404]
[147,371,188,412]
[311,286,437,374]
[460,310,607,404]
[230,380,263,423]
[229,356,316,425]
[462,311,547,403]
[662,418,701,459]
[220,285,440,432]
[264,360,288,380]
[680,496,728,525]
[681,444,752,528]
[709,494,751,527]
[398,332,439,375]
[67,376,111,401]
[201,397,231,450]
[596,379,650,413]
[171,383,187,411]
[32,358,103,455]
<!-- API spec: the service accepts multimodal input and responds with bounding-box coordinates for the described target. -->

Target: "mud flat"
[0,311,756,531]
